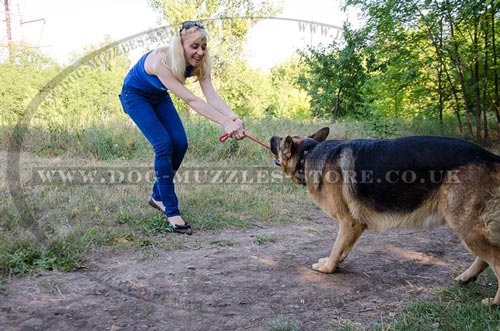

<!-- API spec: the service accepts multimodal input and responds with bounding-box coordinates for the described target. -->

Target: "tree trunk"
[491,3,500,135]
[444,65,463,133]
[472,25,482,140]
[448,18,474,137]
[332,87,342,123]
[483,11,489,143]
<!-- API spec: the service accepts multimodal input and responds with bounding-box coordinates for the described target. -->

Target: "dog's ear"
[282,136,295,159]
[309,127,329,142]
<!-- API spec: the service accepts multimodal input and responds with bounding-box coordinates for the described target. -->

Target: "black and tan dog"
[270,127,500,305]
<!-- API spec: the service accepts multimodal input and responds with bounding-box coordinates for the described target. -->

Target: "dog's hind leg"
[312,217,366,273]
[455,257,489,284]
[485,263,500,305]
[449,225,500,305]
[457,229,500,305]
[441,167,500,305]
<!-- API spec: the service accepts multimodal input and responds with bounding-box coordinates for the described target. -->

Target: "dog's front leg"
[312,219,366,273]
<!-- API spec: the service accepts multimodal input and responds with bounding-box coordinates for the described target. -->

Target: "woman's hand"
[223,117,245,140]
[234,118,245,134]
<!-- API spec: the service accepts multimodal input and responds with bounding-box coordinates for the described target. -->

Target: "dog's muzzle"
[273,157,281,166]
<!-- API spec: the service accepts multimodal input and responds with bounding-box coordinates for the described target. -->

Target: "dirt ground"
[0,215,473,331]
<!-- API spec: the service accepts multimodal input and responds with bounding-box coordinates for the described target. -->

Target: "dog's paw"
[312,262,334,273]
[455,274,477,285]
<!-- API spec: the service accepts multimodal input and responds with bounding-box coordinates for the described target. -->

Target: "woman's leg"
[120,92,181,218]
[150,94,188,216]
[155,94,188,171]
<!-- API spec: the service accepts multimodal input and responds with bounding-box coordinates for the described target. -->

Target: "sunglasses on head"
[180,21,204,32]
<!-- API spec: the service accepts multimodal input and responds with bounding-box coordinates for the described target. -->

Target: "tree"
[299,23,367,122]
[268,55,311,119]
[343,0,500,141]
[0,47,59,125]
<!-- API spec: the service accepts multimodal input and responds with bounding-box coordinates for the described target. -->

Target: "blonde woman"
[119,21,245,235]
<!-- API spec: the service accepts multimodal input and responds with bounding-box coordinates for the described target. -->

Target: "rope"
[219,132,270,150]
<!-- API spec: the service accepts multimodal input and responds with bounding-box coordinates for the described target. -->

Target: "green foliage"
[0,41,133,151]
[2,1,499,149]
[0,47,60,125]
[293,0,500,141]
[269,56,311,119]
[179,185,274,230]
[211,59,273,119]
[341,0,500,140]
[360,116,401,138]
[383,300,500,331]
[299,23,367,121]
[210,57,310,120]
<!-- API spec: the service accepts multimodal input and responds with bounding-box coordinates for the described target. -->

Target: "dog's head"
[270,127,330,184]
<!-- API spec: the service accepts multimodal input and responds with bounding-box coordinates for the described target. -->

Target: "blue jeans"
[119,87,188,217]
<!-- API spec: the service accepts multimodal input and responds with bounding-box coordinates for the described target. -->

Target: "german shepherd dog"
[270,127,500,305]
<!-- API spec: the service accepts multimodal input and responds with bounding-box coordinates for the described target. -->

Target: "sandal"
[169,222,192,235]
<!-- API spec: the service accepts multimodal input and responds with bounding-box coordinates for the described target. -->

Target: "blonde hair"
[162,26,212,83]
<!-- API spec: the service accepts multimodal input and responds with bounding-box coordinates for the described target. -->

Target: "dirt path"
[0,216,472,331]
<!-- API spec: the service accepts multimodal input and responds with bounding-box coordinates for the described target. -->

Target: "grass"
[253,234,276,245]
[1,115,499,329]
[210,239,236,247]
[373,270,500,331]
[268,315,303,331]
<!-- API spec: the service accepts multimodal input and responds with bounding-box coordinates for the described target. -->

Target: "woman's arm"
[199,76,245,132]
[199,76,238,119]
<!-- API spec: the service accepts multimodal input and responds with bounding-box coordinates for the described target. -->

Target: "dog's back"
[307,136,499,211]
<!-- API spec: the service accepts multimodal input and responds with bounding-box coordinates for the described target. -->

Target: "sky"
[1,0,358,70]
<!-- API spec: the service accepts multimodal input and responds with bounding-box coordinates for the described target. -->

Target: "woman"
[119,21,245,235]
